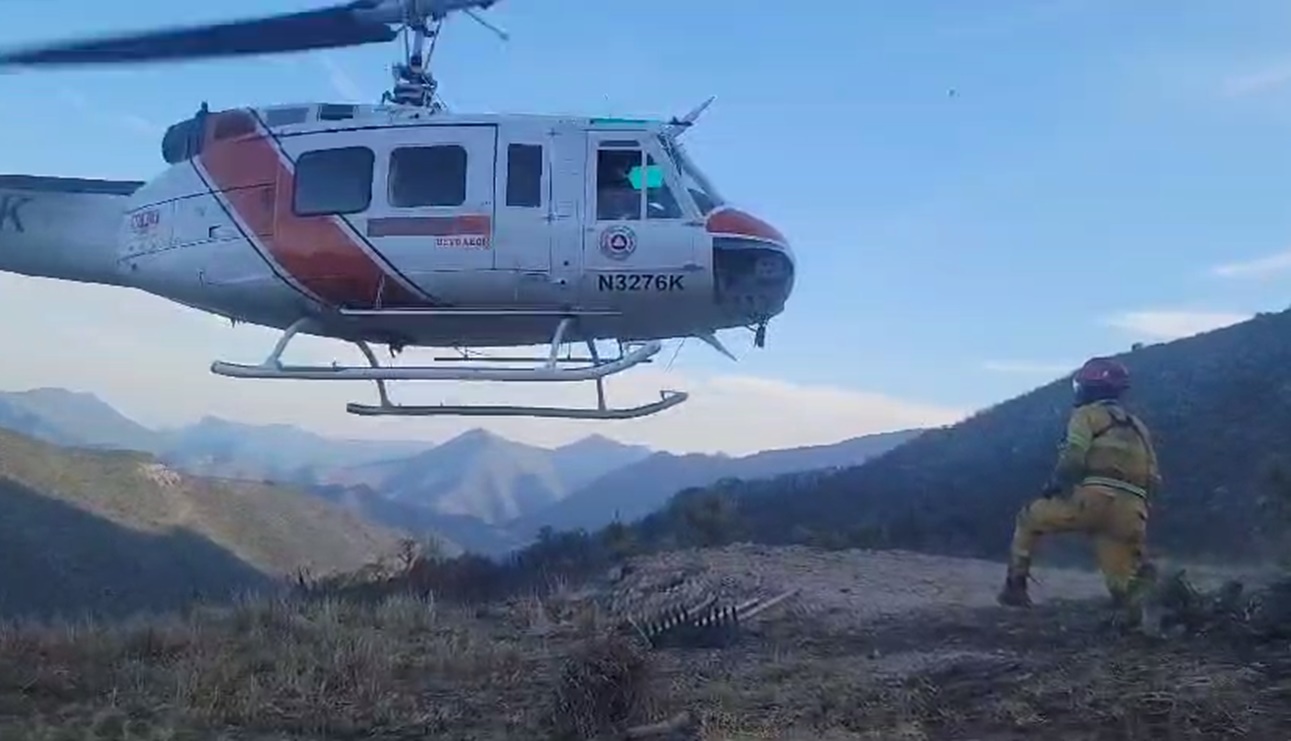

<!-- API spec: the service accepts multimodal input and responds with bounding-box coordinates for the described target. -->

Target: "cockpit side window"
[643,153,682,220]
[658,135,723,216]
[595,145,683,221]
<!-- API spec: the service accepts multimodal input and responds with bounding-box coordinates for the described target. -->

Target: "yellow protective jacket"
[1049,400,1161,499]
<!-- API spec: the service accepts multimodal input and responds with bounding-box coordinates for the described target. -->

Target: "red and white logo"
[130,208,160,232]
[599,225,636,260]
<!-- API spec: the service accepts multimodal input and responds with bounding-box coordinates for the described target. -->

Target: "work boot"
[997,573,1032,608]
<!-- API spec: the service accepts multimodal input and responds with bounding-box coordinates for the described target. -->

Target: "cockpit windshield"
[658,134,724,215]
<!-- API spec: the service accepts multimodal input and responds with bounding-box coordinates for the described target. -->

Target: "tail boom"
[0,174,142,286]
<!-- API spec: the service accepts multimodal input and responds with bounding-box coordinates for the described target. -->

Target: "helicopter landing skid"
[208,316,689,420]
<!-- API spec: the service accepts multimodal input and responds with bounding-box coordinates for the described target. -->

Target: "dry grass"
[2,549,1291,740]
[549,635,654,738]
[0,594,548,739]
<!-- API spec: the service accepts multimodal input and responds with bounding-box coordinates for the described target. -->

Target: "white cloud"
[109,113,164,137]
[0,274,966,457]
[1222,61,1291,98]
[1211,249,1291,279]
[318,56,364,101]
[54,87,161,137]
[1104,310,1251,341]
[980,360,1076,376]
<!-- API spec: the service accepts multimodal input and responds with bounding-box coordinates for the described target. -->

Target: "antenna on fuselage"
[663,96,715,138]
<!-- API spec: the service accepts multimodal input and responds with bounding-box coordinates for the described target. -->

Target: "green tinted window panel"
[628,165,665,190]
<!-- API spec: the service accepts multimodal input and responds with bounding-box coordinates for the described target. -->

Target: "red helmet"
[1072,357,1130,394]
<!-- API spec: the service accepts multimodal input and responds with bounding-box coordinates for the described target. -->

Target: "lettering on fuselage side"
[597,273,685,292]
[0,195,32,233]
[367,215,492,249]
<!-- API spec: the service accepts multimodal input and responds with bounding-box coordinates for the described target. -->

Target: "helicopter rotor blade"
[464,9,510,41]
[0,4,395,67]
[0,0,500,68]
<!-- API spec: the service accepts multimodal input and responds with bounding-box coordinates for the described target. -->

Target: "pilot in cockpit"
[596,155,643,221]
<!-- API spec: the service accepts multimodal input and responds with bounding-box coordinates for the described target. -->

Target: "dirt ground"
[1,544,1287,740]
[602,545,1291,739]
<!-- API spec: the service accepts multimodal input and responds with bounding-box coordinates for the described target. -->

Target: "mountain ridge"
[515,427,926,536]
[0,385,936,557]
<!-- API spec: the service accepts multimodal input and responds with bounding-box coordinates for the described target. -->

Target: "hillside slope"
[307,482,528,556]
[518,428,925,535]
[547,434,654,491]
[154,415,429,484]
[0,428,405,618]
[674,309,1291,563]
[0,387,161,451]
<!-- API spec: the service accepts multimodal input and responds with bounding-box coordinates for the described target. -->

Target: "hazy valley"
[0,385,923,563]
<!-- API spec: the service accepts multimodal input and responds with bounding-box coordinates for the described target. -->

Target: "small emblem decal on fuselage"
[599,225,637,260]
[130,208,160,233]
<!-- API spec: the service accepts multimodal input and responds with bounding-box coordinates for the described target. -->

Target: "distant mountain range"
[0,387,926,556]
[510,428,926,537]
[324,428,652,524]
[0,388,428,479]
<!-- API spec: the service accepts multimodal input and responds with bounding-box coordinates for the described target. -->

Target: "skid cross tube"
[209,317,662,382]
[207,316,690,420]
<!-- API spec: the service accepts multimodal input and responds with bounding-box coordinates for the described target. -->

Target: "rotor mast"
[380,0,508,112]
[384,23,443,110]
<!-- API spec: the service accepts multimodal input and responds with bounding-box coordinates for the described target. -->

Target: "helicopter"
[0,0,796,420]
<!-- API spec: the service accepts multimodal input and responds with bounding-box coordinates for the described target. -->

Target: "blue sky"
[1,0,1290,452]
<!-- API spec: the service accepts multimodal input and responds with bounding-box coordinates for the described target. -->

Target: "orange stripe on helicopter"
[705,208,789,248]
[196,109,431,308]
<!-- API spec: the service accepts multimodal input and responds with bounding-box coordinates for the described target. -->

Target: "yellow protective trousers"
[1008,484,1148,600]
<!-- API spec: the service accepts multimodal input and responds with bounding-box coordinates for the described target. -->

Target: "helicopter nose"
[707,208,796,321]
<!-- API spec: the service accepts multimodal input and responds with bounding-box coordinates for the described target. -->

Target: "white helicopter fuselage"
[0,102,795,352]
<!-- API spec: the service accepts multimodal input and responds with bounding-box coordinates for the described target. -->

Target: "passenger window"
[595,147,682,221]
[389,145,467,207]
[293,146,374,216]
[506,143,543,207]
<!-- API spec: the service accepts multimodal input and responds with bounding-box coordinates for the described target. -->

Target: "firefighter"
[998,357,1162,618]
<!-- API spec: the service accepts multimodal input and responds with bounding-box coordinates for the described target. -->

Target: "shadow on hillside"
[0,478,273,621]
